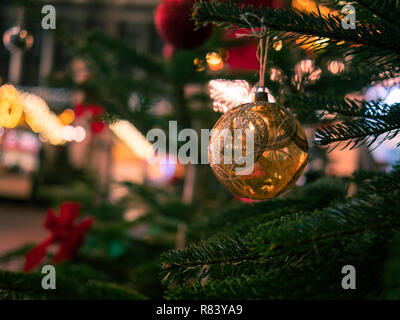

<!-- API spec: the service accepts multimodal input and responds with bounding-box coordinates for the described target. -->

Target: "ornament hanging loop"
[257,34,269,89]
[236,13,270,95]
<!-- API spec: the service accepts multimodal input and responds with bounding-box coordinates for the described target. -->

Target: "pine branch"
[314,118,400,148]
[193,2,400,54]
[285,93,400,148]
[383,231,400,299]
[80,32,165,78]
[166,233,389,299]
[163,179,348,283]
[161,236,253,284]
[189,178,347,240]
[163,168,400,294]
[0,244,33,263]
[318,0,400,31]
[352,0,400,29]
[354,163,400,195]
[165,204,397,299]
[287,94,400,119]
[0,270,147,300]
[249,184,400,257]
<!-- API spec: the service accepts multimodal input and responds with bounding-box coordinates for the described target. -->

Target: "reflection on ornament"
[208,80,253,113]
[273,40,283,51]
[209,90,308,200]
[3,26,34,52]
[58,108,75,126]
[206,52,224,72]
[0,84,23,128]
[327,60,345,74]
[234,195,260,203]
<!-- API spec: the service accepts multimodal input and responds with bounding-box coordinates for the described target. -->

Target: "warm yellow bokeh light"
[109,120,154,161]
[58,108,75,126]
[206,52,224,72]
[292,0,332,52]
[0,84,23,128]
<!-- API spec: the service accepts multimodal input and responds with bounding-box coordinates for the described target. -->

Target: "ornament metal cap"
[253,87,269,102]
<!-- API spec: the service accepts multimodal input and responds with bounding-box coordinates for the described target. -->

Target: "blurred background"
[0,0,399,299]
[0,0,163,256]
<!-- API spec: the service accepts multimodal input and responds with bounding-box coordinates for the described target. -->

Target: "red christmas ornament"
[226,37,260,71]
[24,202,94,272]
[155,0,213,49]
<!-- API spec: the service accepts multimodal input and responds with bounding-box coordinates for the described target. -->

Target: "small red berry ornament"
[155,0,213,49]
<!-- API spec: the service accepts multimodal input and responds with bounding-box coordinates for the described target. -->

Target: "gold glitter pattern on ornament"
[209,101,309,200]
[210,103,269,165]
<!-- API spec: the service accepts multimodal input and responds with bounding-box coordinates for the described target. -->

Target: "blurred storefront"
[0,0,163,200]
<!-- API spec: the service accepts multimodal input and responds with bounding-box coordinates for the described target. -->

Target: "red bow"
[24,202,94,272]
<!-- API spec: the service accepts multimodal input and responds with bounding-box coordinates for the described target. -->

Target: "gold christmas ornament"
[209,89,309,200]
[0,84,23,128]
